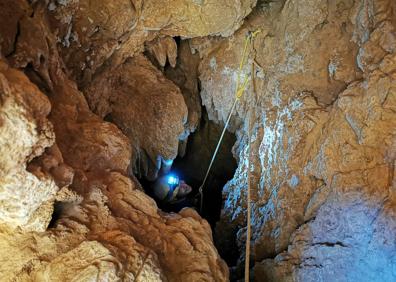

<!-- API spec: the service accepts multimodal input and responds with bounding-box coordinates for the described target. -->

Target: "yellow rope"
[198,29,261,230]
[236,29,261,93]
[236,36,251,93]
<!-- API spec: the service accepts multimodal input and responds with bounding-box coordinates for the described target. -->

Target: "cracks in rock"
[298,262,323,269]
[254,217,317,263]
[299,90,330,110]
[5,0,37,59]
[293,216,316,237]
[311,241,348,248]
[5,20,21,59]
[388,161,395,190]
[313,1,330,32]
[134,250,151,281]
[344,114,363,145]
[330,164,391,185]
[24,62,52,94]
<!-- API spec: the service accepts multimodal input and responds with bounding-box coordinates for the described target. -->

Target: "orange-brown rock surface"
[0,60,57,232]
[84,54,188,180]
[47,0,257,85]
[1,0,396,281]
[0,1,233,281]
[196,0,396,280]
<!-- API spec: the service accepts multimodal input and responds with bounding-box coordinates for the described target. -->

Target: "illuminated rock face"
[84,55,188,180]
[44,0,256,178]
[0,1,232,280]
[0,0,395,281]
[0,61,57,232]
[197,0,396,280]
[47,0,257,85]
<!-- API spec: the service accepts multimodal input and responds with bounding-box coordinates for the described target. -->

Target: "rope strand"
[198,32,254,212]
[199,97,239,212]
[244,29,261,281]
[245,109,253,282]
[197,30,261,237]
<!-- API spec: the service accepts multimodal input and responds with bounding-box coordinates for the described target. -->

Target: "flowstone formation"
[197,0,396,280]
[0,0,257,281]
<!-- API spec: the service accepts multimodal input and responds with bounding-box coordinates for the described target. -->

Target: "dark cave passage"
[138,109,238,263]
[172,110,237,227]
[173,110,240,268]
[139,33,241,266]
[139,109,237,223]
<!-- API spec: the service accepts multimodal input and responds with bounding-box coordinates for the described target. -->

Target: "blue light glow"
[167,175,179,185]
[163,159,174,166]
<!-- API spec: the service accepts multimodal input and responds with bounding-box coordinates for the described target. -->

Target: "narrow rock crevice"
[172,109,237,226]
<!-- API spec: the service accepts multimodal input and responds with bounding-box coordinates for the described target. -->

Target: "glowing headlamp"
[167,175,179,186]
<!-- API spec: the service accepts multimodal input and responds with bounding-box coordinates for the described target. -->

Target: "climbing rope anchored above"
[196,29,261,282]
[197,29,261,213]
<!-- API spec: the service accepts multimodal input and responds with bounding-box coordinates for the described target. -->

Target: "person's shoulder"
[153,177,170,200]
[157,175,168,183]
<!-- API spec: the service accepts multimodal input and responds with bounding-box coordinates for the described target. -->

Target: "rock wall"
[197,0,396,280]
[46,0,256,178]
[1,0,395,281]
[47,0,257,85]
[84,54,188,180]
[0,0,261,280]
[0,61,57,232]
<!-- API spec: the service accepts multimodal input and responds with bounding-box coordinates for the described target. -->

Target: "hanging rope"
[197,29,261,214]
[245,109,253,282]
[244,34,261,281]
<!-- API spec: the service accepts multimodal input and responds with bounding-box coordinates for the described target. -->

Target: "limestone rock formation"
[1,0,396,281]
[0,1,230,281]
[197,0,396,280]
[47,0,257,85]
[84,54,188,180]
[147,36,179,69]
[46,0,256,178]
[0,61,57,232]
[165,40,203,155]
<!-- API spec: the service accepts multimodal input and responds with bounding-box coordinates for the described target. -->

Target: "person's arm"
[154,179,170,201]
[164,185,179,202]
[170,186,180,201]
